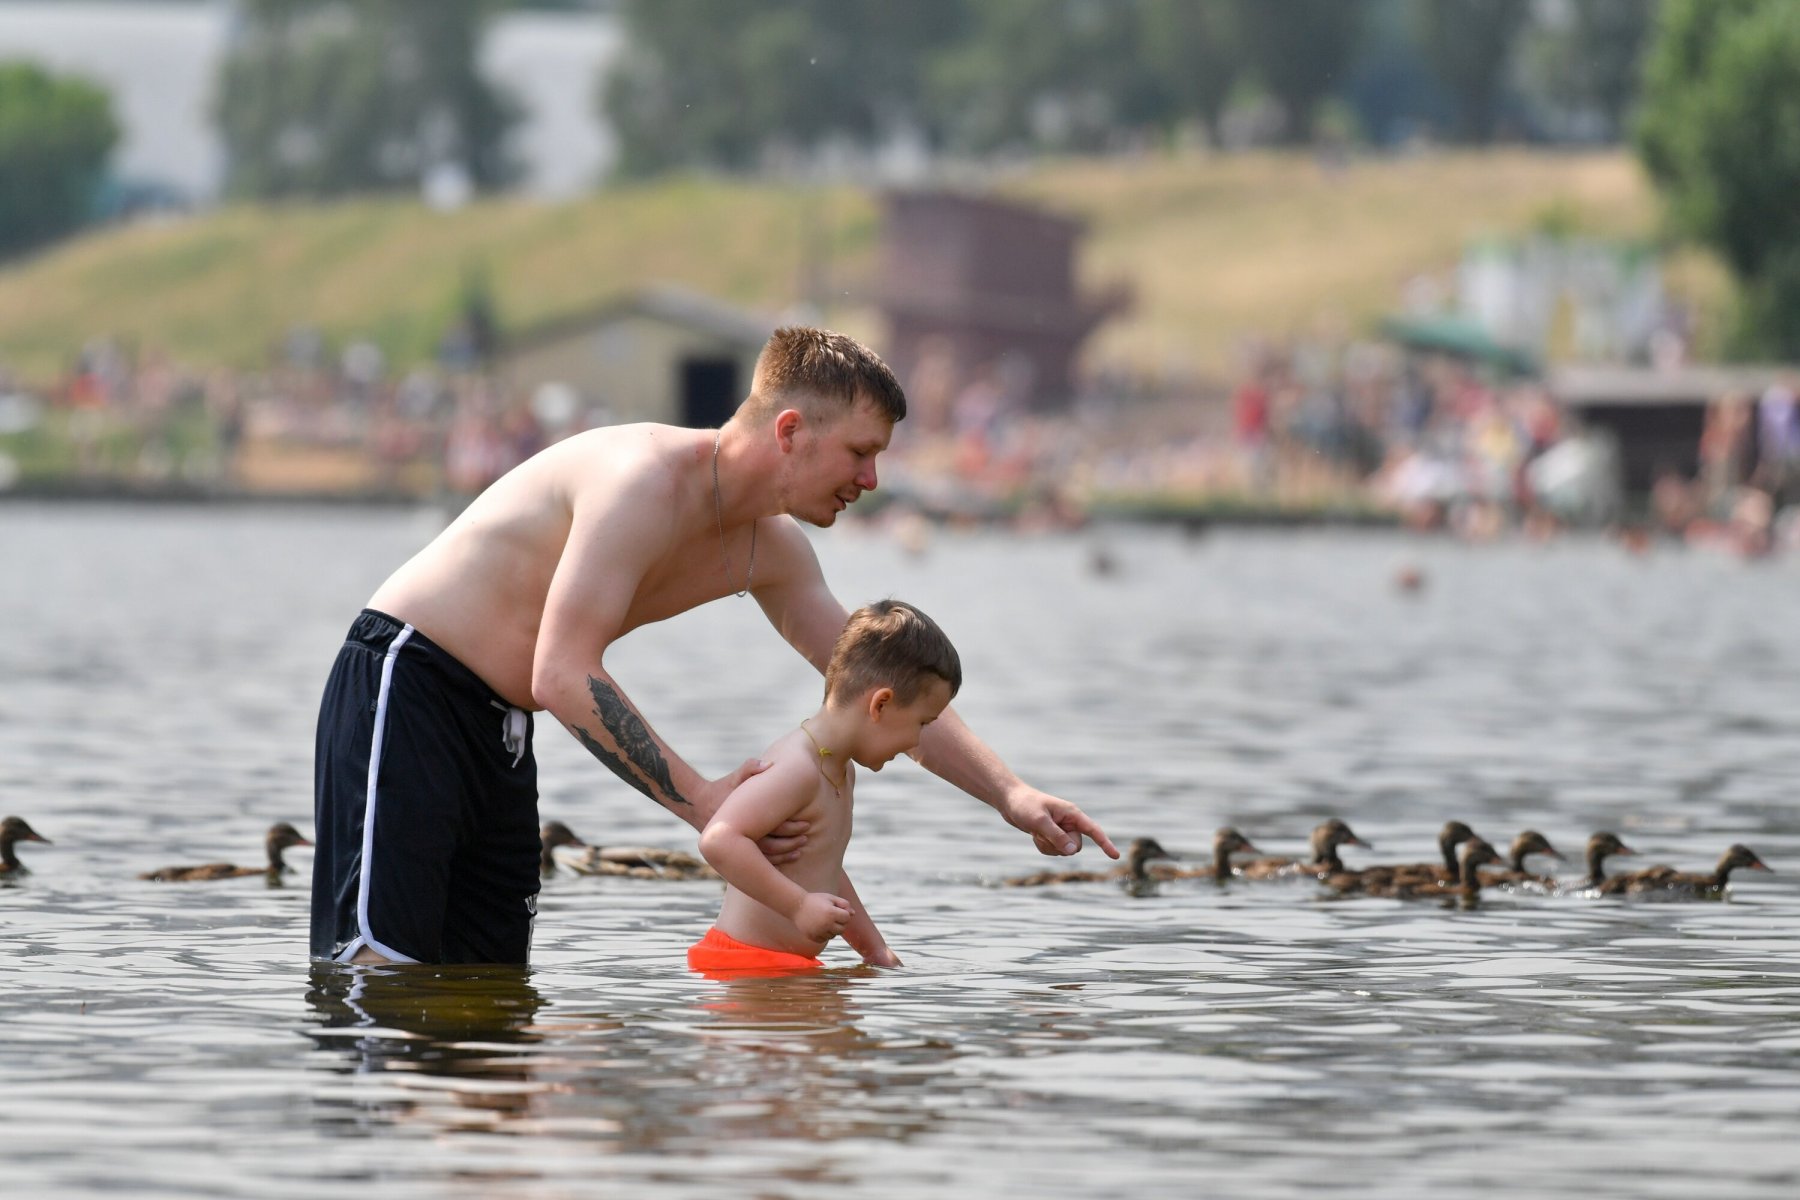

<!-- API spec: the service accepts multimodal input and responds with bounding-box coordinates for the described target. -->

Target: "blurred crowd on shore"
[3,327,1798,560]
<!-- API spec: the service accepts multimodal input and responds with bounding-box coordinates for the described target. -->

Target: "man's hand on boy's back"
[794,892,854,942]
[1005,785,1122,859]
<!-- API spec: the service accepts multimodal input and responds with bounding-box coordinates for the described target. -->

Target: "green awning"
[1378,314,1538,378]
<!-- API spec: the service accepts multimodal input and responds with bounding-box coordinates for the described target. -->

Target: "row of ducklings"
[0,816,314,881]
[1006,819,1774,901]
[2,816,718,884]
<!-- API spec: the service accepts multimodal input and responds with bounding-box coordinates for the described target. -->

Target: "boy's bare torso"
[369,424,761,709]
[715,729,853,957]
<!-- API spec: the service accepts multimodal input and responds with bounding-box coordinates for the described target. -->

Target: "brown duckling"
[1236,819,1369,880]
[1481,830,1565,888]
[1580,831,1638,889]
[539,820,717,879]
[1328,820,1476,892]
[1004,836,1176,887]
[1598,844,1772,898]
[1358,837,1503,902]
[0,816,52,875]
[1153,827,1261,883]
[139,822,313,882]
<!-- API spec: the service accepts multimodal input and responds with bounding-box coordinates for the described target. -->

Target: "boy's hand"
[861,946,903,969]
[793,892,853,942]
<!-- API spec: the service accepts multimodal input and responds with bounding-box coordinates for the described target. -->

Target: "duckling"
[1358,837,1503,903]
[1153,827,1261,883]
[1580,831,1638,889]
[1236,819,1369,880]
[539,820,717,880]
[1003,837,1176,887]
[0,816,51,876]
[1327,820,1476,892]
[1481,830,1565,888]
[1598,843,1772,898]
[139,822,313,882]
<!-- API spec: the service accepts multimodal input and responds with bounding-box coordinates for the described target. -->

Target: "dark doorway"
[680,357,739,429]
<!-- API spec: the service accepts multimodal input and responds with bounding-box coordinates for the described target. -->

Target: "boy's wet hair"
[743,326,906,425]
[824,599,961,705]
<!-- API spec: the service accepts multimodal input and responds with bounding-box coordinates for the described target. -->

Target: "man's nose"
[858,461,878,492]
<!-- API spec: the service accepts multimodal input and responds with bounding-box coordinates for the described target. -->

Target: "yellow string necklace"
[798,719,845,798]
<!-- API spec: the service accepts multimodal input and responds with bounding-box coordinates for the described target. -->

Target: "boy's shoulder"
[756,730,822,794]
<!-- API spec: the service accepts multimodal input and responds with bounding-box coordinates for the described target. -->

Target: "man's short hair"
[824,599,961,705]
[743,327,906,425]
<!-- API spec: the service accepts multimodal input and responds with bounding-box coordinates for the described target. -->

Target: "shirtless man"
[311,326,1117,965]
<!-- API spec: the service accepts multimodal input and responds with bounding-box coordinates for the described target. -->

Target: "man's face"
[785,397,893,527]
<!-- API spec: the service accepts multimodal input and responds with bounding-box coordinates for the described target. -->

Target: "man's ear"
[775,408,803,451]
[866,686,894,720]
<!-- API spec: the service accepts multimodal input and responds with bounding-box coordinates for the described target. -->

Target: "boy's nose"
[858,461,879,492]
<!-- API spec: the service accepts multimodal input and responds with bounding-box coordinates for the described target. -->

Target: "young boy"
[691,599,961,976]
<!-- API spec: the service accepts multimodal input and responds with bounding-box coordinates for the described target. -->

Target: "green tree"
[1520,0,1660,142]
[1232,0,1366,145]
[924,0,1173,153]
[215,0,519,199]
[0,61,118,260]
[1636,0,1800,356]
[1140,0,1242,145]
[604,0,968,176]
[1416,0,1532,143]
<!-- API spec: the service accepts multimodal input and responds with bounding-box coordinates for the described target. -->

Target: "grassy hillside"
[0,150,1726,383]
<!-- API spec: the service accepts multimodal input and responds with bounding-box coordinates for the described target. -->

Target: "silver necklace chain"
[712,429,756,597]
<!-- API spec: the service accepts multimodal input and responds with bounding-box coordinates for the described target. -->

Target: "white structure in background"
[1459,236,1666,364]
[0,1,623,203]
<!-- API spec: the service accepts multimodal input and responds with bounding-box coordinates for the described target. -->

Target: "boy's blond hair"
[824,600,961,706]
[740,327,907,425]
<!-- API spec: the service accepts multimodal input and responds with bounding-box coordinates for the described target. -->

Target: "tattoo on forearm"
[579,675,688,808]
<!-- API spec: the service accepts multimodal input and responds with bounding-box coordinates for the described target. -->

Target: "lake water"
[3,503,1798,1199]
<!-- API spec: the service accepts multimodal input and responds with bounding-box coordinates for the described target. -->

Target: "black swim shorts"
[311,609,541,964]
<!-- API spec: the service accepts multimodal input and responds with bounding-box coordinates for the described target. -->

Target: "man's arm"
[529,474,766,832]
[837,870,899,967]
[698,759,852,943]
[752,521,1119,860]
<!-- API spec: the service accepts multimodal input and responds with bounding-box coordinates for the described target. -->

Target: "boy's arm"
[698,758,851,943]
[751,525,1118,860]
[837,870,900,968]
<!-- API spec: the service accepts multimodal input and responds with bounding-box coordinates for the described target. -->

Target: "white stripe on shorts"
[335,622,420,964]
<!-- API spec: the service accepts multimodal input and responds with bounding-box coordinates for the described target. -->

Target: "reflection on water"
[4,504,1800,1198]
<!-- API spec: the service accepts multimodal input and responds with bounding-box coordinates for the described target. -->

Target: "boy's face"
[855,677,954,771]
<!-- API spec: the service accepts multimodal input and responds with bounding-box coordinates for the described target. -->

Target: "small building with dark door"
[874,189,1130,412]
[1551,363,1790,497]
[500,284,776,428]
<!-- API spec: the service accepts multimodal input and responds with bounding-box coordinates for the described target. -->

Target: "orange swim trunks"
[687,927,822,978]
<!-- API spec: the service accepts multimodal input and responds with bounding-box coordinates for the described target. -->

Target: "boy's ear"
[866,686,895,719]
